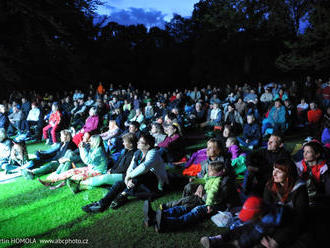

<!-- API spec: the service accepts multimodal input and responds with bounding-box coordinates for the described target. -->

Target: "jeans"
[162,205,208,229]
[237,137,259,148]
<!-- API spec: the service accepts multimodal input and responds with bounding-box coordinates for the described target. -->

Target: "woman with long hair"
[38,134,107,187]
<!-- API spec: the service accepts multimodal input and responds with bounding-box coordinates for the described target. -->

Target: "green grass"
[0,142,223,248]
[0,131,306,248]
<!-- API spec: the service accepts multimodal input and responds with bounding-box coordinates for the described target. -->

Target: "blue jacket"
[242,123,261,140]
[268,106,286,124]
[0,113,9,130]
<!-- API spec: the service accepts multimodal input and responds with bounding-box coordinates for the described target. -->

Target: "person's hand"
[261,236,279,248]
[124,176,131,185]
[194,185,204,198]
[107,168,112,174]
[59,157,69,164]
[207,206,213,214]
[189,177,195,183]
[246,139,249,143]
[127,179,135,188]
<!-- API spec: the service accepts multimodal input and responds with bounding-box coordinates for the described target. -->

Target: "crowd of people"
[0,77,330,247]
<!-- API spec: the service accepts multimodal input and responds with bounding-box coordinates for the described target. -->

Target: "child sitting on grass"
[143,161,240,232]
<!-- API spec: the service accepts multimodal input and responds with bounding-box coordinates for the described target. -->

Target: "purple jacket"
[83,115,99,133]
[184,148,208,168]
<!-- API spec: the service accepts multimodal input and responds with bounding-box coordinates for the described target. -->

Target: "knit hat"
[238,196,263,222]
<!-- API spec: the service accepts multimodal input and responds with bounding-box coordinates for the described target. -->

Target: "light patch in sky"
[97,0,199,22]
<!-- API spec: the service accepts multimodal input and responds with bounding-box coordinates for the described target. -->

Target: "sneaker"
[82,202,105,213]
[154,210,163,233]
[109,194,128,209]
[143,200,156,227]
[38,178,52,187]
[200,237,211,248]
[200,235,223,248]
[66,179,80,194]
[45,139,50,145]
[21,169,35,180]
[49,181,66,190]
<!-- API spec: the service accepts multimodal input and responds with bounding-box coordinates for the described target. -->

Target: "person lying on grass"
[21,129,77,180]
[82,133,168,212]
[66,133,137,193]
[143,160,240,232]
[38,134,107,189]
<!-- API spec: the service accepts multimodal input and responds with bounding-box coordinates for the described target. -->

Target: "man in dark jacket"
[242,133,291,197]
[0,104,9,131]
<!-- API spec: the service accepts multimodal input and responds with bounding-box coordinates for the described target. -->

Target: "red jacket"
[49,110,62,126]
[307,109,322,123]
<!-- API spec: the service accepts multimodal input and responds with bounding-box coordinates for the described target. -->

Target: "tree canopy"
[0,0,328,92]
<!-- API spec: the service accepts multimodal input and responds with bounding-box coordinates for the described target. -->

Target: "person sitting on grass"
[200,196,297,248]
[42,102,62,145]
[143,161,240,232]
[296,140,330,207]
[66,133,137,194]
[21,129,77,180]
[3,139,29,174]
[72,106,99,147]
[237,114,261,149]
[0,128,12,173]
[38,134,107,189]
[81,133,168,212]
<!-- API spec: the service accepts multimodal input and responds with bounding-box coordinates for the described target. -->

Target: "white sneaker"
[45,139,50,145]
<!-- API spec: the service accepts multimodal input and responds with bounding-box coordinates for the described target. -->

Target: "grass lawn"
[0,130,306,248]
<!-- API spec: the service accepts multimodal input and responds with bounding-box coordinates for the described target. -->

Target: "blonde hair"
[60,129,72,142]
[89,135,102,149]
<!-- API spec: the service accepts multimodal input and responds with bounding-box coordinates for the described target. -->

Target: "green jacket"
[79,146,107,174]
[204,175,222,206]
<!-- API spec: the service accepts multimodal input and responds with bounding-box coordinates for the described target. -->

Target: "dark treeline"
[0,0,329,95]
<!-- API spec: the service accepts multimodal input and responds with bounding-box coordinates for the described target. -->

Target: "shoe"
[154,210,163,233]
[143,200,156,227]
[81,202,105,213]
[38,178,52,187]
[66,179,80,194]
[45,139,50,145]
[21,169,35,180]
[109,194,128,209]
[200,237,211,248]
[248,145,254,150]
[49,181,66,190]
[200,235,223,248]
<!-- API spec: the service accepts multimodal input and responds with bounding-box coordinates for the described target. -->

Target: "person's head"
[206,138,222,159]
[279,88,284,95]
[165,112,177,124]
[268,159,298,202]
[122,133,137,150]
[151,122,163,135]
[89,107,97,116]
[52,102,59,112]
[60,129,72,143]
[267,133,283,152]
[238,196,265,222]
[0,104,6,113]
[223,124,232,138]
[129,121,140,133]
[195,102,202,111]
[274,99,282,108]
[165,123,180,137]
[247,114,255,124]
[89,135,102,149]
[227,104,235,112]
[207,161,225,177]
[303,141,323,163]
[0,128,7,142]
[31,102,38,109]
[13,105,20,113]
[309,102,317,110]
[137,133,155,151]
[82,132,91,143]
[225,137,237,148]
[272,159,297,186]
